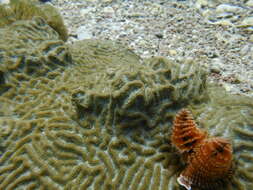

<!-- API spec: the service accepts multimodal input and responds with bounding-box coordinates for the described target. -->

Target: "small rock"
[240,17,253,27]
[0,0,9,4]
[240,45,250,56]
[211,19,233,26]
[246,0,253,7]
[138,39,148,47]
[216,4,243,13]
[223,83,232,92]
[168,50,177,56]
[201,9,212,17]
[210,58,223,73]
[102,0,113,2]
[155,33,163,39]
[210,66,221,74]
[216,12,234,19]
[76,26,93,40]
[249,34,253,42]
[149,3,163,16]
[80,7,93,16]
[102,6,114,17]
[195,0,208,9]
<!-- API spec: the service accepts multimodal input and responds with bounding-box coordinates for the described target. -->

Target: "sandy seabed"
[51,0,253,97]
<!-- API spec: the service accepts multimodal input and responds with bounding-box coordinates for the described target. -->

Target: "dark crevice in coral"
[0,70,5,85]
[0,71,11,95]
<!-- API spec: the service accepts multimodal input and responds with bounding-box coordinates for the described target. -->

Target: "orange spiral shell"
[171,109,207,153]
[177,137,233,190]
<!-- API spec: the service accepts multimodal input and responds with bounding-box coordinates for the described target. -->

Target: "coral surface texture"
[0,1,253,190]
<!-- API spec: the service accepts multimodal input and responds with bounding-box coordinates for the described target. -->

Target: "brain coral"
[0,17,71,96]
[189,85,253,190]
[0,14,209,189]
[69,40,207,129]
[0,3,253,190]
[0,0,68,41]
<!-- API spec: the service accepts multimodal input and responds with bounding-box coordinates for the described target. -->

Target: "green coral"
[0,2,253,190]
[0,0,68,41]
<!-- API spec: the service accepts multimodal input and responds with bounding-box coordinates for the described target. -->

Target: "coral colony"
[171,109,233,190]
[0,0,253,189]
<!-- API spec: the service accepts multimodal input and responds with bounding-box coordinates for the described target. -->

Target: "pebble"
[0,0,9,4]
[85,0,98,2]
[168,50,177,56]
[216,4,243,14]
[249,35,253,42]
[80,7,94,16]
[211,20,233,26]
[210,66,221,74]
[102,0,113,3]
[76,26,93,40]
[103,7,114,14]
[246,0,253,7]
[195,0,208,8]
[210,58,224,73]
[240,45,250,56]
[223,83,232,92]
[240,17,253,27]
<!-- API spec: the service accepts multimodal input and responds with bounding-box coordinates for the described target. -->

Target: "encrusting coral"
[0,1,253,190]
[172,109,233,190]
